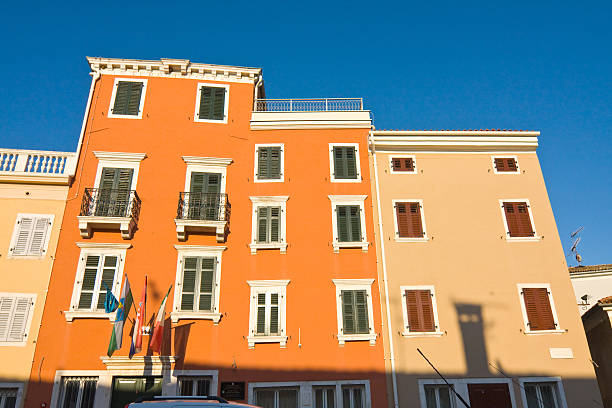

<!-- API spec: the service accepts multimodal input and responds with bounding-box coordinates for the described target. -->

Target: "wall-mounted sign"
[220,381,246,401]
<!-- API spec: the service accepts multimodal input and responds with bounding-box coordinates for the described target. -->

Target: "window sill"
[523,329,566,335]
[389,170,417,175]
[333,241,369,253]
[394,237,428,242]
[0,340,27,347]
[337,333,376,346]
[194,117,228,124]
[107,113,143,119]
[401,330,445,337]
[250,242,288,254]
[505,236,540,242]
[64,311,115,322]
[6,253,47,260]
[170,312,222,324]
[330,177,362,183]
[254,177,284,183]
[247,335,288,348]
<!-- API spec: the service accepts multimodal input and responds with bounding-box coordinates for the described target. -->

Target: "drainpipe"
[370,130,399,408]
[67,69,100,201]
[253,74,263,110]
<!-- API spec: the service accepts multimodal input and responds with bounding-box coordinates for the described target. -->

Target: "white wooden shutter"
[11,217,34,255]
[0,297,15,341]
[28,217,51,255]
[11,215,51,256]
[8,297,32,341]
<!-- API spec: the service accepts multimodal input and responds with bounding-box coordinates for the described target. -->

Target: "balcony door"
[95,168,133,217]
[111,377,161,408]
[189,172,221,220]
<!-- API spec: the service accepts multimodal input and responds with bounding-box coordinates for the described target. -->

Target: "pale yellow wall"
[371,151,601,407]
[0,183,68,384]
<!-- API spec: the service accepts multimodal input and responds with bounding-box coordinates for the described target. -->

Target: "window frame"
[194,83,230,124]
[332,279,376,345]
[177,375,213,396]
[7,213,54,259]
[329,143,362,183]
[400,285,443,337]
[55,375,99,408]
[107,78,147,119]
[498,199,539,241]
[0,293,36,346]
[491,155,520,174]
[516,284,564,335]
[418,378,516,408]
[170,370,218,398]
[254,144,285,183]
[249,196,289,254]
[518,377,568,408]
[392,199,428,242]
[0,383,23,408]
[328,195,369,253]
[246,280,289,348]
[389,155,418,174]
[171,245,226,323]
[92,152,146,192]
[65,243,129,321]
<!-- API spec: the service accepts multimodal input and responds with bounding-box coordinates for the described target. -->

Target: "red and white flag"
[129,276,147,358]
[149,285,172,354]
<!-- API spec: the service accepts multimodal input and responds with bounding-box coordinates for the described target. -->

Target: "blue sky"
[1,1,610,265]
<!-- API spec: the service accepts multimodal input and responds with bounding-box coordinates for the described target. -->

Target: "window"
[524,383,560,408]
[314,387,335,408]
[390,156,417,174]
[108,78,147,119]
[342,385,365,408]
[8,214,53,257]
[333,279,376,345]
[401,286,442,336]
[247,280,289,348]
[329,196,368,252]
[393,200,427,241]
[194,83,229,123]
[95,167,134,217]
[0,388,18,408]
[424,385,454,408]
[500,200,537,239]
[65,243,129,321]
[0,294,35,345]
[58,377,97,408]
[329,144,361,182]
[254,388,299,408]
[492,156,519,173]
[250,197,289,254]
[171,245,225,323]
[178,376,211,396]
[255,144,284,182]
[517,285,561,333]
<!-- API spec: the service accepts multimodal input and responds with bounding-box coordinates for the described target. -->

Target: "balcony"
[77,188,141,239]
[250,98,371,130]
[0,149,76,184]
[175,192,230,242]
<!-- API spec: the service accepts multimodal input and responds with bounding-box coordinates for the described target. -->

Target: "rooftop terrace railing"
[0,149,76,176]
[254,98,364,112]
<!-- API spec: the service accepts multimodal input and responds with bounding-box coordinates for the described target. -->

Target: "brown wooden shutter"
[391,157,414,172]
[405,290,435,332]
[395,202,424,238]
[503,202,534,237]
[522,287,556,330]
[495,157,518,172]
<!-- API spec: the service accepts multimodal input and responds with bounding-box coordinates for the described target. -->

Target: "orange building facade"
[25,58,387,408]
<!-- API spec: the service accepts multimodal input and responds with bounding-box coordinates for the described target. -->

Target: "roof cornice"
[87,57,262,84]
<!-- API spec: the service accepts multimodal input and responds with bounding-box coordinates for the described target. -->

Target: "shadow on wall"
[10,302,604,408]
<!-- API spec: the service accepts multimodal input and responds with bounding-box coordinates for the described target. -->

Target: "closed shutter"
[341,290,355,334]
[257,147,282,180]
[333,147,358,179]
[198,258,215,311]
[257,148,269,179]
[257,207,269,243]
[395,202,424,238]
[11,215,51,256]
[405,290,435,332]
[503,202,534,237]
[337,206,361,242]
[354,290,369,334]
[258,206,281,243]
[12,217,34,255]
[112,81,143,116]
[256,293,266,334]
[270,207,281,242]
[341,290,369,335]
[189,173,221,220]
[97,168,133,217]
[392,157,414,172]
[522,288,556,330]
[181,257,198,311]
[270,293,279,335]
[0,297,15,341]
[0,295,33,342]
[28,217,50,255]
[198,86,226,120]
[494,158,518,172]
[337,206,349,242]
[78,255,100,309]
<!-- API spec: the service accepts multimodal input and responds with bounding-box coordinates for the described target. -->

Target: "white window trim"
[389,154,418,174]
[248,380,371,408]
[332,279,376,345]
[418,378,517,408]
[499,199,540,241]
[329,143,362,183]
[194,82,230,124]
[254,144,285,183]
[517,284,564,335]
[171,245,227,323]
[107,78,148,119]
[7,213,55,259]
[0,293,36,346]
[518,377,568,408]
[92,151,147,191]
[491,155,521,174]
[246,280,289,348]
[328,195,369,253]
[169,370,219,397]
[249,196,289,254]
[0,382,24,408]
[182,156,232,193]
[64,242,130,322]
[392,199,428,242]
[400,285,443,337]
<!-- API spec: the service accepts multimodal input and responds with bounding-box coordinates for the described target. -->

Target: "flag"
[129,276,147,358]
[149,285,172,354]
[107,275,133,356]
[102,281,119,313]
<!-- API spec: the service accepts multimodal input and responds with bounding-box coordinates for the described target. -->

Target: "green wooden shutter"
[181,257,198,311]
[337,206,349,242]
[78,255,100,309]
[257,148,269,179]
[97,168,133,217]
[198,258,215,311]
[349,206,362,242]
[112,81,143,116]
[270,207,281,242]
[270,293,279,335]
[211,87,226,120]
[256,293,266,334]
[96,256,118,310]
[198,87,213,119]
[257,147,281,180]
[269,147,281,179]
[341,290,355,334]
[257,207,269,243]
[354,290,369,334]
[333,147,357,179]
[199,86,226,120]
[333,147,346,179]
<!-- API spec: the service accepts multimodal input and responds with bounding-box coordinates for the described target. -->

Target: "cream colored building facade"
[369,131,602,408]
[0,149,75,408]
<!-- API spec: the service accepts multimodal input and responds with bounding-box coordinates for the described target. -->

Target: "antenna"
[569,226,584,266]
[570,237,581,252]
[571,226,584,238]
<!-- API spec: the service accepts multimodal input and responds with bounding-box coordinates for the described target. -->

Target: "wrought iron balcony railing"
[177,192,230,222]
[80,188,141,221]
[254,98,364,112]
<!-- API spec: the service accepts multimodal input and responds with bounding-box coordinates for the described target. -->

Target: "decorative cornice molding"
[93,151,147,162]
[87,57,261,84]
[182,156,233,167]
[76,242,132,250]
[174,245,227,253]
[247,280,290,287]
[249,196,290,202]
[332,278,375,286]
[100,356,178,370]
[328,195,368,202]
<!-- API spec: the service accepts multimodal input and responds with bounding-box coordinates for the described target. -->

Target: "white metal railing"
[254,98,364,112]
[0,149,77,176]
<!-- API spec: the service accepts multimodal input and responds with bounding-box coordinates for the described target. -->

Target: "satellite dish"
[571,226,584,238]
[576,253,583,263]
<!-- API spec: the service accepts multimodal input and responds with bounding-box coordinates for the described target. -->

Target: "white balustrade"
[0,149,76,176]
